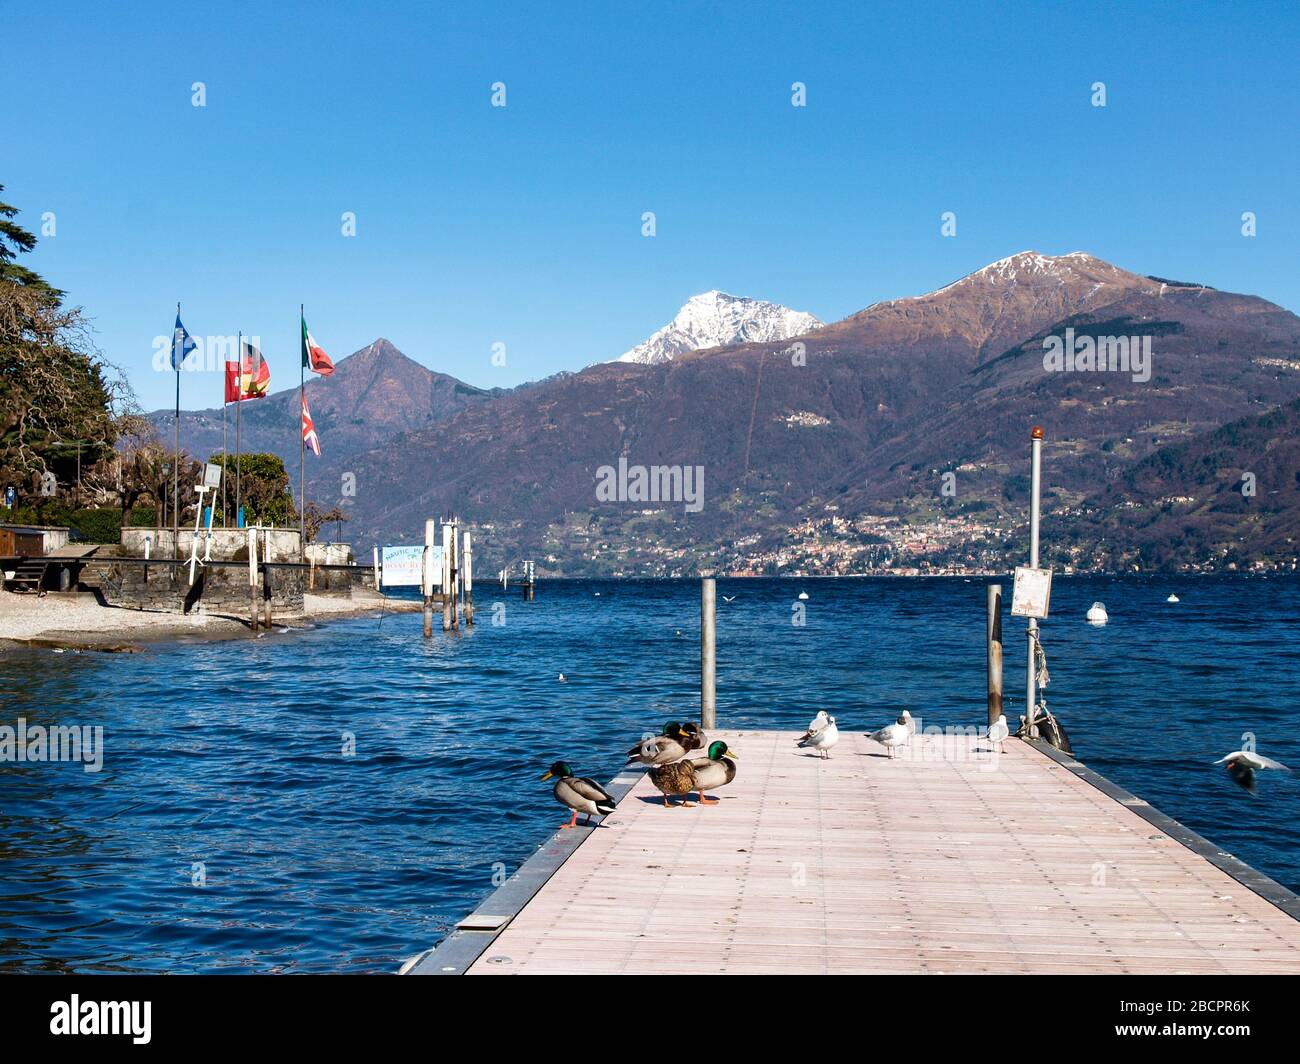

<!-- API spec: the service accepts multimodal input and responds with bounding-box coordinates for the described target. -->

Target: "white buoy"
[1166,593,1180,603]
[1086,601,1108,625]
[798,591,809,600]
[557,673,567,683]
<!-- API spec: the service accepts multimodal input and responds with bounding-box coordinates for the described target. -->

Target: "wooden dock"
[407,729,1300,975]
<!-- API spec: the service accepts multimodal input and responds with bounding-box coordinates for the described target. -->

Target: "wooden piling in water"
[986,583,1003,726]
[247,526,259,633]
[701,576,716,729]
[463,531,474,626]
[441,522,453,632]
[422,519,434,639]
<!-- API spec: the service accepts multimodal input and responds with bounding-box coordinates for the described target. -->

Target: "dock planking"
[410,729,1300,975]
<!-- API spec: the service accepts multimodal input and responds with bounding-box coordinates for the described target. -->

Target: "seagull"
[987,714,1009,754]
[870,718,910,758]
[1214,750,1291,795]
[722,595,736,603]
[1166,593,1180,603]
[1086,601,1108,625]
[557,673,567,683]
[798,591,809,600]
[796,712,839,759]
[899,710,917,737]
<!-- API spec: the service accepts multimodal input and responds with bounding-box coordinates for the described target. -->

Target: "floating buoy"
[1086,601,1108,625]
[557,673,567,683]
[798,591,809,600]
[1166,594,1180,603]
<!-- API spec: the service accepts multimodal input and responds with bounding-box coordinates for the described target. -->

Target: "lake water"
[1,575,1297,973]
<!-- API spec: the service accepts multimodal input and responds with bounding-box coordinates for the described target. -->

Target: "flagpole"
[174,301,181,559]
[221,373,228,527]
[299,304,306,563]
[236,330,242,525]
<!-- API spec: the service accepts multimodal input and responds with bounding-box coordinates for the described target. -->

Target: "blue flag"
[171,313,196,370]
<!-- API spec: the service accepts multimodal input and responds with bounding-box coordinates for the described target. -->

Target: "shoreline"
[0,589,421,653]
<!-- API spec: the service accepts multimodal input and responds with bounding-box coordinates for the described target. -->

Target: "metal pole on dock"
[247,525,259,633]
[701,576,716,730]
[986,583,1003,726]
[373,546,380,591]
[1026,426,1043,738]
[422,519,434,639]
[463,531,474,626]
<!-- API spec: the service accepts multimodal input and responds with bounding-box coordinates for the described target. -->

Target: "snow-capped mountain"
[613,290,822,365]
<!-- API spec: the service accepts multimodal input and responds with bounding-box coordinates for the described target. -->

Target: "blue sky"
[3,0,1297,411]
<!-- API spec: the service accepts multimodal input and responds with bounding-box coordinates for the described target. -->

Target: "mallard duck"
[796,712,838,759]
[678,721,707,753]
[648,759,698,807]
[690,741,738,804]
[626,721,689,766]
[540,761,616,828]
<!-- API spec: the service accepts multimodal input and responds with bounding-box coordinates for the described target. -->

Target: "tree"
[302,499,350,543]
[210,452,295,526]
[0,184,123,500]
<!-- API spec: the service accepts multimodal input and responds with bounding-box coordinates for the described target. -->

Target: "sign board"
[380,545,443,589]
[1011,566,1052,618]
[203,463,222,489]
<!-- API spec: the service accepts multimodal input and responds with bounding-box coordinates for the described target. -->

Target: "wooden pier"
[407,729,1300,975]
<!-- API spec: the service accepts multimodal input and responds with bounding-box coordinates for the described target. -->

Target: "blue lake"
[1,574,1297,972]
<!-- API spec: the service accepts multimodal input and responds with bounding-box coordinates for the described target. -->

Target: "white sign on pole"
[1011,566,1052,618]
[380,545,438,588]
[203,463,222,489]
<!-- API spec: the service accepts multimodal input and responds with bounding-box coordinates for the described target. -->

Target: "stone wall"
[99,558,306,616]
[99,527,306,615]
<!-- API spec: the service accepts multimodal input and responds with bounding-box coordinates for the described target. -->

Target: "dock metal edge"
[1027,739,1300,921]
[401,767,646,975]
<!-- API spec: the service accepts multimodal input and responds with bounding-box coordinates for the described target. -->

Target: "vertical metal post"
[986,583,1003,727]
[701,576,716,730]
[1026,426,1043,738]
[373,545,380,591]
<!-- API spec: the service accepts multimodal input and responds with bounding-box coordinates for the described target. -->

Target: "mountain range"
[153,253,1300,574]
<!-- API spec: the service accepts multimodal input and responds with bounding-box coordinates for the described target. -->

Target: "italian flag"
[302,315,335,376]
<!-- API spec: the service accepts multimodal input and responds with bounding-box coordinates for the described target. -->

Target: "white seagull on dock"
[1214,750,1291,794]
[870,718,910,758]
[796,711,839,759]
[899,709,917,737]
[986,714,1009,754]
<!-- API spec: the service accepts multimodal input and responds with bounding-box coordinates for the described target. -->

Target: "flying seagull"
[1214,750,1291,795]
